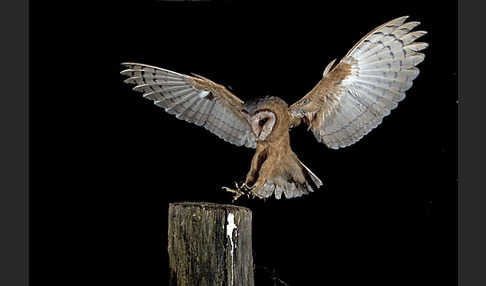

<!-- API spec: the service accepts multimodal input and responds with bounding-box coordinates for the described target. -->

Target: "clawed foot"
[222,182,261,201]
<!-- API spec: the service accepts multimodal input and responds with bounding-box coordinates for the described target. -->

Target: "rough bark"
[168,202,254,286]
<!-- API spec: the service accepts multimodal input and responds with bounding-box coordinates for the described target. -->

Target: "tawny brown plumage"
[120,16,427,200]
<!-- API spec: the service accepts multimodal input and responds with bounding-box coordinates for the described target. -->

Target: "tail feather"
[298,159,323,189]
[254,155,323,200]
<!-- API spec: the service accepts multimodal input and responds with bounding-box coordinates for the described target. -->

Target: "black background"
[31,1,457,285]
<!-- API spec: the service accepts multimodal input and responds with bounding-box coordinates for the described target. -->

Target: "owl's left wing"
[289,16,428,149]
[121,63,256,148]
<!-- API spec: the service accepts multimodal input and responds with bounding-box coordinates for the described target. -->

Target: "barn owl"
[120,16,427,200]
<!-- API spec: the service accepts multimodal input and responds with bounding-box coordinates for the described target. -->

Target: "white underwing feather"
[120,63,256,148]
[307,17,427,149]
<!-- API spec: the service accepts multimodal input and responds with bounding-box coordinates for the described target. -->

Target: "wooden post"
[168,202,254,286]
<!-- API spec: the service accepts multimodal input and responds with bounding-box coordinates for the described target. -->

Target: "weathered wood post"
[168,202,254,286]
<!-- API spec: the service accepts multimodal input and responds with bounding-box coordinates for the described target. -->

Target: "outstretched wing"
[289,16,428,149]
[121,63,256,148]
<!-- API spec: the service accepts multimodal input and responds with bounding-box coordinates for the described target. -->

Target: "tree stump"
[168,202,254,286]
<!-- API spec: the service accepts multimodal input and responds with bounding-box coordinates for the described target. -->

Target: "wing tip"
[391,15,410,26]
[120,62,142,67]
[397,15,410,21]
[120,69,134,76]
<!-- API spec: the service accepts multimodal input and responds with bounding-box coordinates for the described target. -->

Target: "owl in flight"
[121,16,427,200]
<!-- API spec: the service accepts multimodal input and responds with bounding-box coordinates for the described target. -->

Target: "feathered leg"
[222,144,272,200]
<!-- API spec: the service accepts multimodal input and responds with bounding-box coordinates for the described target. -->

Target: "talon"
[232,192,243,201]
[223,182,264,201]
[222,186,244,201]
[242,183,265,200]
[238,183,264,200]
[250,190,264,199]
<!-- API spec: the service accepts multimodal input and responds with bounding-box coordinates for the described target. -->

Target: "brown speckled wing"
[121,63,256,148]
[289,16,427,149]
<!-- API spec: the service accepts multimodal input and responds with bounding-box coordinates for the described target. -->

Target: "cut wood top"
[169,202,251,213]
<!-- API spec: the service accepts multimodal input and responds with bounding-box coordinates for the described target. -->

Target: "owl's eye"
[259,118,268,127]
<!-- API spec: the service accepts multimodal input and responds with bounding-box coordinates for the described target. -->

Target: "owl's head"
[250,110,276,141]
[245,96,288,141]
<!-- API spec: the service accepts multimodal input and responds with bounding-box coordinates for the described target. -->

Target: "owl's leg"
[246,159,274,199]
[223,145,273,200]
[223,180,266,200]
[247,181,265,199]
[222,182,249,201]
[244,149,263,187]
[237,182,265,199]
[222,186,243,201]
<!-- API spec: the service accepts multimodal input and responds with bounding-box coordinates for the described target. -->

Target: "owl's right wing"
[121,63,256,148]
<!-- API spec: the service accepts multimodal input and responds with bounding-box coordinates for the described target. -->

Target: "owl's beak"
[255,129,263,140]
[251,122,262,140]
